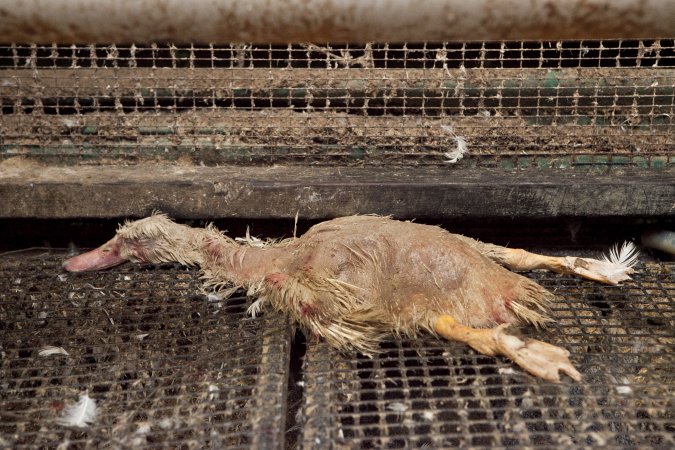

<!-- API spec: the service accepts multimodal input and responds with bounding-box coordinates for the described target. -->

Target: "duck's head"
[63,213,201,272]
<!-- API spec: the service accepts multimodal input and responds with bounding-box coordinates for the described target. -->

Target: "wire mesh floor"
[0,251,291,449]
[299,262,675,449]
[1,251,673,449]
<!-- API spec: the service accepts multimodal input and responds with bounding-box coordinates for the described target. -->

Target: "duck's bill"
[62,237,126,272]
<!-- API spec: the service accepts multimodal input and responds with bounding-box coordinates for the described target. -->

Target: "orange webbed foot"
[491,324,582,382]
[434,316,581,382]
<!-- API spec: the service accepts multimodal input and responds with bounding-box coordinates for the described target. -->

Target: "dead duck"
[63,213,639,382]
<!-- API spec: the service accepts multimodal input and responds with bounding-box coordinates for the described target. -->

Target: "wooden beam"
[0,165,672,219]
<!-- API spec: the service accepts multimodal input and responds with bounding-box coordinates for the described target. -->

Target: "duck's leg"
[433,315,581,382]
[455,236,636,285]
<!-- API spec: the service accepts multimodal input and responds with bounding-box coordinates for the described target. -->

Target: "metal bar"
[251,317,293,450]
[0,0,673,44]
[300,342,338,448]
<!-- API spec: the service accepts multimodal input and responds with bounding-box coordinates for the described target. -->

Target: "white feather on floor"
[602,241,640,269]
[57,393,98,428]
[38,346,69,357]
[599,241,640,280]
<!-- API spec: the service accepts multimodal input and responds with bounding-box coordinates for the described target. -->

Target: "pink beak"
[63,236,127,272]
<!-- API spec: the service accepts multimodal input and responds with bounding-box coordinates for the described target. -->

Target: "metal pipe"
[0,0,673,44]
[642,230,675,255]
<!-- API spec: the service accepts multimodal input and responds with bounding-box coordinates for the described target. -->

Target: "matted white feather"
[602,241,640,269]
[234,227,267,248]
[444,136,468,164]
[57,393,98,428]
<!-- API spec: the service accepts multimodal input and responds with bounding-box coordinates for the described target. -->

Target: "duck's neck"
[185,226,291,289]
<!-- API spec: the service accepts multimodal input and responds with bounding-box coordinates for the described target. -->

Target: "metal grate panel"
[300,262,675,448]
[0,251,291,449]
[1,40,673,168]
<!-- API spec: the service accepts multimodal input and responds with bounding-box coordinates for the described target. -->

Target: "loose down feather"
[603,241,640,269]
[601,241,640,278]
[38,346,69,357]
[441,125,468,163]
[57,393,98,428]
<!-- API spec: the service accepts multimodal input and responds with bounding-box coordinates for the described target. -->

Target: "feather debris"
[387,402,408,413]
[38,346,69,357]
[247,297,267,317]
[602,241,640,270]
[441,125,468,163]
[206,293,223,302]
[57,393,98,428]
[234,227,266,248]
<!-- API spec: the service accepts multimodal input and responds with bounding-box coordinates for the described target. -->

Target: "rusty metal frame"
[0,0,673,44]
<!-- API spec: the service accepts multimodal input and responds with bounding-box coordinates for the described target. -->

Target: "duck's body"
[64,213,638,382]
[246,216,550,352]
